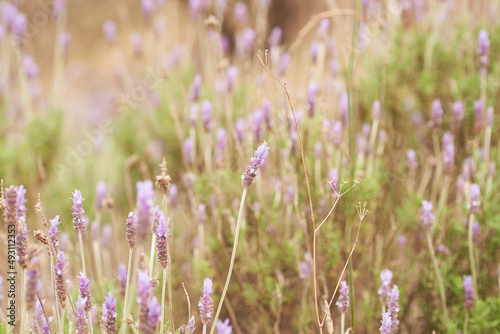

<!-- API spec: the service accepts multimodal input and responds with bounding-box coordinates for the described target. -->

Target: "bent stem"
[425,231,450,324]
[210,188,248,334]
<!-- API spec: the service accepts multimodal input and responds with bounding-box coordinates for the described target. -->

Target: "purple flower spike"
[95,181,106,211]
[135,180,154,245]
[419,200,435,231]
[372,100,381,121]
[453,101,464,129]
[339,93,349,127]
[16,217,29,269]
[60,31,71,55]
[215,128,227,163]
[235,118,246,143]
[143,297,161,334]
[190,74,203,102]
[431,99,443,128]
[378,269,393,306]
[407,149,418,170]
[463,275,475,312]
[26,267,39,311]
[198,278,215,325]
[310,42,319,64]
[269,26,282,46]
[306,83,318,117]
[117,263,127,298]
[216,318,232,334]
[201,100,214,132]
[477,30,490,68]
[242,142,270,189]
[78,271,92,312]
[183,137,194,168]
[71,190,86,235]
[335,280,350,313]
[241,27,256,53]
[22,55,39,79]
[469,183,480,213]
[75,295,87,333]
[198,204,207,224]
[380,312,392,334]
[54,250,69,308]
[103,20,117,44]
[234,2,247,22]
[226,66,238,93]
[137,270,153,331]
[142,0,154,22]
[156,213,171,269]
[314,141,322,160]
[102,292,117,334]
[388,285,400,333]
[332,121,342,147]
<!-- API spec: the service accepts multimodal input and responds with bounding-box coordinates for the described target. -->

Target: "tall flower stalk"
[155,212,171,334]
[210,142,269,334]
[468,184,480,292]
[121,212,136,334]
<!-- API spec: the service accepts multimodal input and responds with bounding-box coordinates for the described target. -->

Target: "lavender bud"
[1,2,17,29]
[95,181,106,211]
[332,121,342,147]
[101,224,112,249]
[130,32,142,56]
[419,200,435,231]
[142,0,154,22]
[442,132,455,174]
[103,20,117,45]
[198,204,207,224]
[469,183,480,213]
[22,55,39,79]
[226,66,238,93]
[310,42,319,64]
[190,74,203,102]
[26,266,39,311]
[216,319,232,334]
[328,168,339,193]
[183,137,194,168]
[388,285,400,333]
[477,30,490,68]
[398,235,406,249]
[253,110,264,142]
[11,12,26,40]
[54,249,69,308]
[407,149,418,170]
[168,184,179,208]
[233,2,247,23]
[378,269,393,306]
[155,213,171,269]
[117,263,127,298]
[71,190,86,235]
[75,295,88,333]
[306,83,318,117]
[143,297,161,334]
[463,275,475,312]
[16,217,29,269]
[135,180,154,245]
[198,278,215,325]
[78,271,92,312]
[215,128,227,163]
[268,26,282,46]
[101,292,117,334]
[124,212,136,249]
[335,281,350,313]
[431,99,443,128]
[235,118,246,143]
[188,0,206,18]
[362,123,371,139]
[241,27,256,54]
[242,142,270,189]
[472,221,480,244]
[186,316,196,333]
[380,311,392,334]
[137,270,153,330]
[453,101,464,129]
[316,18,330,40]
[437,244,451,256]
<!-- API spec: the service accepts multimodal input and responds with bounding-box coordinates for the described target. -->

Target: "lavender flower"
[16,217,29,269]
[407,149,418,170]
[101,292,117,334]
[11,12,26,40]
[215,128,227,163]
[316,18,330,40]
[332,121,342,147]
[241,142,270,189]
[23,55,39,79]
[155,213,171,269]
[279,52,290,76]
[314,141,322,160]
[329,168,339,193]
[216,319,232,334]
[378,269,393,305]
[442,132,455,174]
[306,83,318,117]
[78,271,92,312]
[103,20,117,44]
[142,0,154,22]
[437,244,451,256]
[310,42,319,63]
[198,278,214,325]
[95,181,106,211]
[26,266,39,311]
[198,204,207,224]
[71,190,86,235]
[335,281,350,313]
[253,110,265,142]
[299,253,313,281]
[168,184,178,208]
[124,212,136,249]
[241,27,256,54]
[477,30,490,68]
[233,2,247,23]
[0,276,3,303]
[453,101,464,129]
[201,100,214,132]
[135,181,154,244]
[143,297,161,334]
[226,67,238,93]
[398,235,406,249]
[469,183,480,213]
[190,74,203,102]
[117,263,127,298]
[75,295,87,333]
[183,137,194,167]
[463,275,475,312]
[388,285,400,333]
[419,200,435,231]
[137,270,153,330]
[186,316,196,333]
[431,99,443,128]
[54,250,69,308]
[32,299,52,334]
[268,26,282,46]
[380,312,392,334]
[235,118,246,143]
[60,31,71,56]
[339,92,349,127]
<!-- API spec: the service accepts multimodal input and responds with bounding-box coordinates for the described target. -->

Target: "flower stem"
[426,231,450,325]
[210,188,248,334]
[149,234,157,276]
[341,312,345,334]
[121,248,133,334]
[463,311,469,334]
[20,268,26,334]
[160,268,167,334]
[78,233,87,276]
[467,214,478,293]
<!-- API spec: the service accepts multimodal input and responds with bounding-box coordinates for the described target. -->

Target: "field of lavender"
[1,0,500,333]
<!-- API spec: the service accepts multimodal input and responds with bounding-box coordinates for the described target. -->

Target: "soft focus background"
[1,0,500,333]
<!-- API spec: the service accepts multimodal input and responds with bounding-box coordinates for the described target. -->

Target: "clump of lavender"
[380,312,392,334]
[216,319,232,334]
[75,295,88,333]
[71,190,86,235]
[101,292,117,334]
[78,271,92,312]
[155,213,171,269]
[388,285,400,333]
[463,275,475,312]
[419,200,435,231]
[135,181,154,245]
[16,217,29,269]
[378,269,393,306]
[199,278,215,326]
[336,280,350,313]
[241,142,270,189]
[54,249,69,308]
[137,270,153,331]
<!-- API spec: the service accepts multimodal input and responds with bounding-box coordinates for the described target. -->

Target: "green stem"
[467,214,478,293]
[20,268,26,334]
[209,188,248,334]
[121,248,133,334]
[463,311,469,334]
[160,268,167,334]
[426,232,450,325]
